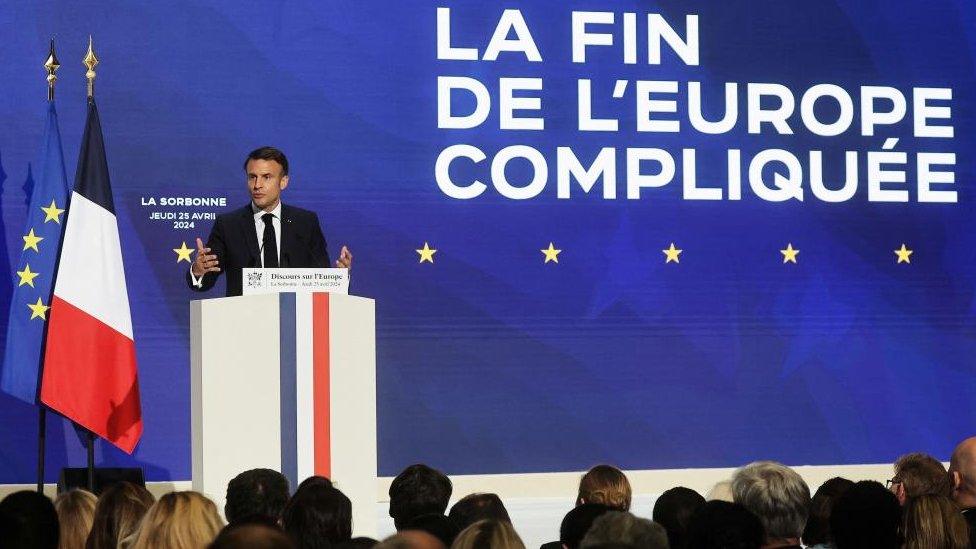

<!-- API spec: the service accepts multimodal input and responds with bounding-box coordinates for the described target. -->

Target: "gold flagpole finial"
[44,38,60,102]
[83,35,98,100]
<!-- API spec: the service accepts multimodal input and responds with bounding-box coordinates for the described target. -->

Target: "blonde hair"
[86,481,155,549]
[127,491,224,549]
[903,494,970,549]
[577,465,632,511]
[55,489,98,549]
[451,520,525,549]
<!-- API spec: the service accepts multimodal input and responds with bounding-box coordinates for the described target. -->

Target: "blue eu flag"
[0,103,70,404]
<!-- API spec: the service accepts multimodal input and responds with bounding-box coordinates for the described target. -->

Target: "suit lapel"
[240,204,260,264]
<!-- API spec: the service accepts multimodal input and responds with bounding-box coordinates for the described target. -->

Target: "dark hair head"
[210,523,294,549]
[333,537,380,549]
[579,511,668,549]
[802,477,854,546]
[282,482,352,549]
[686,500,764,549]
[226,469,290,525]
[830,480,901,549]
[652,487,706,549]
[0,490,60,549]
[449,493,511,531]
[560,503,614,549]
[894,453,951,499]
[85,481,155,549]
[245,147,289,176]
[401,513,460,548]
[389,464,453,530]
[577,465,632,511]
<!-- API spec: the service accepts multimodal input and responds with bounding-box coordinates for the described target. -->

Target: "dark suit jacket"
[187,203,330,297]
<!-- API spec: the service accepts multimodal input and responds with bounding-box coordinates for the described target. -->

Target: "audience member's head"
[452,519,525,549]
[403,513,461,548]
[128,491,224,549]
[85,481,155,549]
[281,481,352,549]
[0,490,60,549]
[705,480,733,503]
[559,503,614,549]
[801,477,854,547]
[829,480,901,549]
[210,523,295,549]
[378,531,445,549]
[576,465,631,511]
[389,464,453,530]
[949,436,976,508]
[653,486,706,549]
[225,468,291,524]
[335,537,380,549]
[902,494,970,549]
[686,501,764,549]
[297,476,333,491]
[449,493,511,531]
[731,461,809,546]
[54,489,98,549]
[891,452,950,505]
[579,511,667,549]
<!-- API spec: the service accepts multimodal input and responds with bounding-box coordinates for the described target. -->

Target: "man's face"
[246,159,289,211]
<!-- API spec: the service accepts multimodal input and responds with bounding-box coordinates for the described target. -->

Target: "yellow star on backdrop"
[663,243,682,264]
[541,242,562,264]
[173,241,193,263]
[416,242,437,263]
[27,297,49,320]
[16,264,39,287]
[41,199,65,224]
[895,244,913,264]
[780,243,799,264]
[22,229,44,252]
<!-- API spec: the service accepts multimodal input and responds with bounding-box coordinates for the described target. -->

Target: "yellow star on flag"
[16,264,39,287]
[22,228,44,252]
[173,241,194,263]
[541,242,561,264]
[27,297,49,320]
[41,199,65,224]
[663,242,682,264]
[416,242,437,263]
[780,243,799,264]
[895,243,913,264]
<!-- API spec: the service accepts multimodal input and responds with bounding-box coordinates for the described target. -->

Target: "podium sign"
[242,268,349,295]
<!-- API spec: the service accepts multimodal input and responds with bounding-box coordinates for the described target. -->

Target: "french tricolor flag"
[40,100,142,454]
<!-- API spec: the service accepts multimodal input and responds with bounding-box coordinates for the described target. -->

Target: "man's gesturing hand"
[335,246,353,269]
[191,237,221,277]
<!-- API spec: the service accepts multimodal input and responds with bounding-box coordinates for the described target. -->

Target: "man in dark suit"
[188,146,352,296]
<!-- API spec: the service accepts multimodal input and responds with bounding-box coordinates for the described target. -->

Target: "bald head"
[949,437,976,507]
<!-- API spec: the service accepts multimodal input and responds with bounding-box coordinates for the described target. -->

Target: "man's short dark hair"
[245,147,289,176]
[686,501,764,549]
[560,503,614,549]
[0,490,60,549]
[894,452,950,498]
[401,513,460,547]
[389,464,453,530]
[830,480,901,549]
[448,493,510,531]
[225,468,291,524]
[802,477,854,546]
[282,482,352,548]
[652,487,706,549]
[210,523,294,549]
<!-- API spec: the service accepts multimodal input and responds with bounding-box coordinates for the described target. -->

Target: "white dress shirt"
[189,201,282,287]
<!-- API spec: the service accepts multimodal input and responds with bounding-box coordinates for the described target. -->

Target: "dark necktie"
[262,213,279,268]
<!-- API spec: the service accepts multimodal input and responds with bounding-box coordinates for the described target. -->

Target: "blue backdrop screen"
[0,0,974,482]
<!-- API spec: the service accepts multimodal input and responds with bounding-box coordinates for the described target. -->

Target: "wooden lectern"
[190,292,376,535]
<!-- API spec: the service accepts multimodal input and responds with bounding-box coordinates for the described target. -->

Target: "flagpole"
[35,38,61,495]
[83,36,99,494]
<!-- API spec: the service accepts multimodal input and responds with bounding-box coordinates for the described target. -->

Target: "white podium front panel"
[191,292,376,536]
